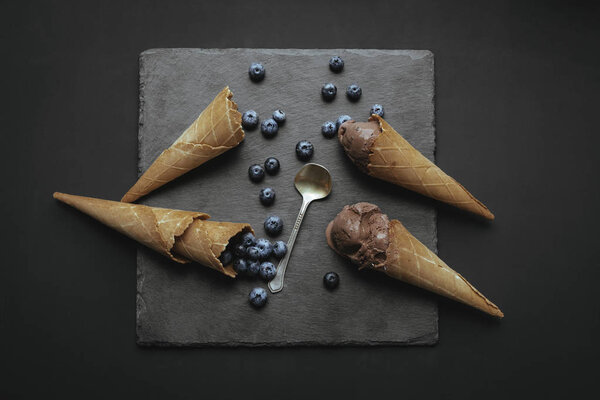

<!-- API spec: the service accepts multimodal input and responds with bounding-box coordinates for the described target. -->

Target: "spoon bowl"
[294,163,332,201]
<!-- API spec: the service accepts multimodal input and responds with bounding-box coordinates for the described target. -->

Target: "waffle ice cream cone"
[339,115,494,220]
[121,86,244,203]
[326,203,503,317]
[384,219,503,317]
[54,192,252,277]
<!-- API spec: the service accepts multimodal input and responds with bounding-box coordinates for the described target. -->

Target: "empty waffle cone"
[326,202,502,317]
[121,86,244,203]
[54,192,252,277]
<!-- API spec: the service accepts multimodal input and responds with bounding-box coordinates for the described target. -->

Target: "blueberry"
[321,121,337,139]
[259,262,276,282]
[370,104,384,118]
[295,140,314,161]
[272,109,286,125]
[272,241,287,259]
[248,287,268,308]
[264,215,284,237]
[219,249,233,266]
[240,231,257,248]
[323,271,340,289]
[346,84,362,102]
[335,115,352,131]
[255,238,273,260]
[246,246,260,261]
[259,187,276,206]
[261,118,279,139]
[321,83,337,102]
[247,260,261,277]
[242,110,259,130]
[233,243,247,258]
[233,258,248,275]
[248,164,265,182]
[264,157,280,175]
[329,56,344,73]
[249,63,265,82]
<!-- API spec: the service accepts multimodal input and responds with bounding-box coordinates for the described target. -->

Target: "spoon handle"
[268,198,310,293]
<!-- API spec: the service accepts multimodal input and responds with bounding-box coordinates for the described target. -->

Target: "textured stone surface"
[136,48,437,346]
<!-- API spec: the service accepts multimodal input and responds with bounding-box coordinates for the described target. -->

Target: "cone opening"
[216,225,254,278]
[217,226,254,267]
[224,86,244,138]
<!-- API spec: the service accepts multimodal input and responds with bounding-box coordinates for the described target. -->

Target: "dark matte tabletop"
[3,1,599,399]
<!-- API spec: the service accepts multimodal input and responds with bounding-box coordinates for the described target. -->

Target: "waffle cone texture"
[121,86,244,203]
[54,192,252,277]
[382,220,503,317]
[366,115,494,220]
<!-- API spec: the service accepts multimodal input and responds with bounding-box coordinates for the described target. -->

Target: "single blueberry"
[335,115,352,131]
[242,110,259,130]
[346,84,362,102]
[248,164,265,182]
[246,246,261,261]
[259,187,276,206]
[259,262,276,282]
[247,260,261,277]
[323,271,340,289]
[264,157,280,175]
[249,63,265,82]
[321,121,337,139]
[261,118,279,139]
[233,243,247,258]
[295,140,314,161]
[255,238,273,260]
[370,104,384,118]
[272,109,286,125]
[272,241,287,259]
[329,56,344,73]
[240,231,257,248]
[219,249,233,266]
[248,287,268,308]
[233,258,248,275]
[264,215,283,237]
[321,83,337,102]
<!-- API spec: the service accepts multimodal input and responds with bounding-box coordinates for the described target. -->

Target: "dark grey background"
[137,48,437,346]
[2,0,598,398]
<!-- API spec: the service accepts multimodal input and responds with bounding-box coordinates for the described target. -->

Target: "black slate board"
[136,49,437,346]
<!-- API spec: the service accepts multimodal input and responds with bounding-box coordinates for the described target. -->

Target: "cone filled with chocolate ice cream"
[54,192,253,277]
[326,202,503,317]
[338,115,494,220]
[121,86,244,203]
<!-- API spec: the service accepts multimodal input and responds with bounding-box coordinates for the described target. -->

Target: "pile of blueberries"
[220,231,287,308]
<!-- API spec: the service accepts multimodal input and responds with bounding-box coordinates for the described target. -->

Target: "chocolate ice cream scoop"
[325,202,390,269]
[337,120,382,172]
